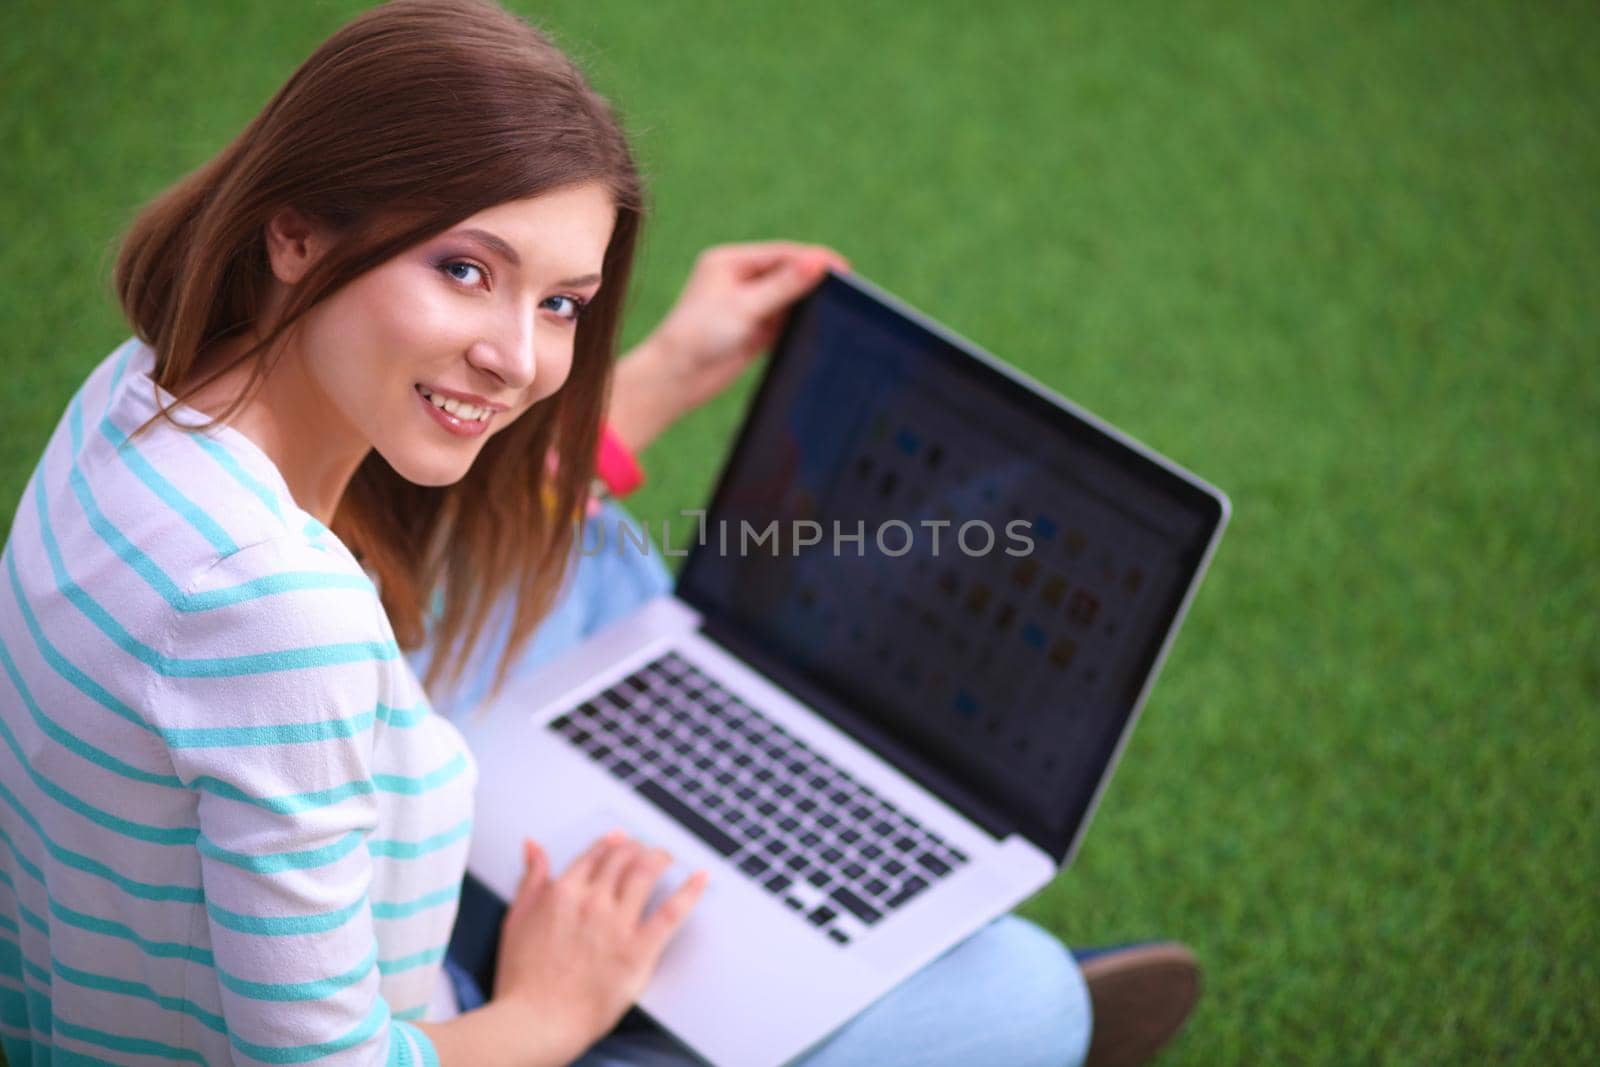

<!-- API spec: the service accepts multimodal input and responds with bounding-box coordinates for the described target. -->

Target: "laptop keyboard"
[547,651,969,946]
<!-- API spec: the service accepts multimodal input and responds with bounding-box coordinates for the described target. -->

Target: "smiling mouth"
[416,384,491,424]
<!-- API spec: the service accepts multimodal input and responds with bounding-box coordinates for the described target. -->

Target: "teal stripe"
[17,952,48,987]
[198,749,462,817]
[51,1043,126,1066]
[207,893,367,938]
[373,752,468,795]
[198,772,375,812]
[3,626,395,812]
[376,945,445,976]
[165,711,377,749]
[0,706,196,847]
[178,569,377,611]
[0,824,45,886]
[4,857,219,972]
[399,1019,442,1067]
[0,631,183,788]
[66,433,371,613]
[30,478,399,677]
[0,788,202,904]
[391,1005,426,1022]
[7,547,388,751]
[0,982,29,1030]
[198,827,365,874]
[0,915,16,937]
[367,818,472,860]
[371,884,459,921]
[406,1022,441,1067]
[377,702,430,728]
[192,433,284,520]
[6,546,154,732]
[216,944,375,1002]
[5,892,45,939]
[25,981,55,1057]
[53,1016,207,1065]
[52,958,227,1034]
[227,993,388,1064]
[0,938,20,980]
[98,412,238,555]
[108,338,135,394]
[390,1023,415,1065]
[47,896,215,967]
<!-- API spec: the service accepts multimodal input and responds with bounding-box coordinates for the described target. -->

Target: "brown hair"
[112,0,643,698]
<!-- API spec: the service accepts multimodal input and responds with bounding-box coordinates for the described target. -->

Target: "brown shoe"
[1080,942,1202,1067]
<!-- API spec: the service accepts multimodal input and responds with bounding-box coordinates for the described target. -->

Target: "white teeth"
[420,387,488,422]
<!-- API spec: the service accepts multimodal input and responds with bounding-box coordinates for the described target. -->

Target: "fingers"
[508,838,549,916]
[703,241,835,274]
[615,846,673,913]
[564,827,625,885]
[640,869,709,958]
[739,254,834,318]
[589,835,640,890]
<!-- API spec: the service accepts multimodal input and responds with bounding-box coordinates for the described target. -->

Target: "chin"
[382,451,475,488]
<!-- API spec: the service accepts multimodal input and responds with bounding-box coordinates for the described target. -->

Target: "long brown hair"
[112,0,643,699]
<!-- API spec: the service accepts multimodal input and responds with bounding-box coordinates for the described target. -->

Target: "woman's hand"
[607,241,851,453]
[490,830,708,1061]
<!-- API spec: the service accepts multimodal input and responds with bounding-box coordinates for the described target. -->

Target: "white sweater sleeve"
[154,538,440,1066]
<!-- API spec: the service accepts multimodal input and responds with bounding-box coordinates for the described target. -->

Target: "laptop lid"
[676,271,1229,863]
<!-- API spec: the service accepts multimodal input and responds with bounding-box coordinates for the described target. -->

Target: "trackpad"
[450,807,707,998]
[535,807,709,916]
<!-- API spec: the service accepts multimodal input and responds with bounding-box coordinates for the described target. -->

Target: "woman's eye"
[543,294,588,322]
[441,260,486,287]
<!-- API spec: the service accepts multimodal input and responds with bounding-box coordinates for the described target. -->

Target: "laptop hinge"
[699,618,1020,843]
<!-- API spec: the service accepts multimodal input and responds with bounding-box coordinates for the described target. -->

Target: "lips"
[415,384,490,438]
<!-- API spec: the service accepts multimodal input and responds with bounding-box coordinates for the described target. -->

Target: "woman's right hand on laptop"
[492,829,709,1060]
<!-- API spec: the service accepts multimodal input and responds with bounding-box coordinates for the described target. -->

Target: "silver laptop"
[457,270,1230,1066]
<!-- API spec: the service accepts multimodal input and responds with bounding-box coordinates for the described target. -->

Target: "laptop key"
[829,886,882,925]
[765,873,792,894]
[828,929,851,945]
[916,852,951,877]
[740,855,770,877]
[634,779,741,857]
[806,905,836,927]
[885,875,929,909]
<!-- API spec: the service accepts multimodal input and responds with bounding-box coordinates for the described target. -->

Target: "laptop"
[455,269,1230,1065]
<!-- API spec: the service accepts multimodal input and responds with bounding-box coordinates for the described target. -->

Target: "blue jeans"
[410,502,1092,1066]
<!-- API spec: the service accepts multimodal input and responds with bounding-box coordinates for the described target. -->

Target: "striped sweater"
[0,338,475,1065]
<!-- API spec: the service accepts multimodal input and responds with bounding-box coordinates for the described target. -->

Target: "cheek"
[537,341,579,401]
[311,263,466,373]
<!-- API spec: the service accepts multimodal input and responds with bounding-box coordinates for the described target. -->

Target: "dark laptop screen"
[678,273,1226,860]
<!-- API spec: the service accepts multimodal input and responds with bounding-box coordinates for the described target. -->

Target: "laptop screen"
[677,272,1227,861]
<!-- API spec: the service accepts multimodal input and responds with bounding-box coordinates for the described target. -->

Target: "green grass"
[2,0,1597,1061]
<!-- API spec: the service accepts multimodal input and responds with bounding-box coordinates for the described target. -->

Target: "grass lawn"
[2,0,1596,1061]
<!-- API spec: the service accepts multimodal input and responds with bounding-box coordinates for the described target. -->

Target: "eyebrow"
[454,227,602,287]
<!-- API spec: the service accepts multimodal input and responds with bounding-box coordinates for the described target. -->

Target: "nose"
[466,297,538,391]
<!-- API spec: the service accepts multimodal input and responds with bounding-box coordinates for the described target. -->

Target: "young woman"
[0,1,1199,1064]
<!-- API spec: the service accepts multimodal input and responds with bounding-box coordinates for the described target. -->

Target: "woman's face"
[288,181,615,487]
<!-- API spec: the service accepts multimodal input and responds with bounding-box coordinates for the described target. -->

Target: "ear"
[263,206,332,286]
